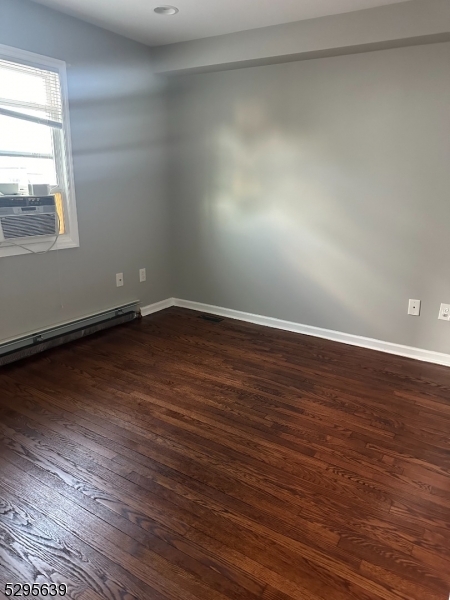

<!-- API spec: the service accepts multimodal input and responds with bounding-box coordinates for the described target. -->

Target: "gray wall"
[0,0,170,342]
[2,0,450,357]
[167,42,450,354]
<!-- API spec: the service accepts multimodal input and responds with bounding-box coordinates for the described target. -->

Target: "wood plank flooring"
[0,307,450,600]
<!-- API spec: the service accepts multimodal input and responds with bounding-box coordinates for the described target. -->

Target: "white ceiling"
[31,0,413,47]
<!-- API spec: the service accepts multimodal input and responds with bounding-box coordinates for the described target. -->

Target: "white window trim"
[0,43,79,258]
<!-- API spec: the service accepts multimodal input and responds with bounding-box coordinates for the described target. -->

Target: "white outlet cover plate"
[139,268,146,283]
[116,273,124,287]
[408,299,421,316]
[438,303,450,321]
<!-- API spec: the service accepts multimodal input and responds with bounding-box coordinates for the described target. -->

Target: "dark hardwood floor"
[0,307,450,600]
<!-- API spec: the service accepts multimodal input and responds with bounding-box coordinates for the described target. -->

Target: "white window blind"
[0,58,63,129]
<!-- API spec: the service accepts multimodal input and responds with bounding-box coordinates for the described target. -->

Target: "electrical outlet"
[438,303,450,321]
[139,268,146,283]
[116,273,124,287]
[408,299,421,316]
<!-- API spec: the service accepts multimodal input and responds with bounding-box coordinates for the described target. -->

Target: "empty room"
[0,0,450,598]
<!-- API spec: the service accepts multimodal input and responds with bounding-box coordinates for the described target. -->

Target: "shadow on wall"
[67,58,166,161]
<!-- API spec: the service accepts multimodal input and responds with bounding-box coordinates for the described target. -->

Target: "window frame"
[0,43,79,258]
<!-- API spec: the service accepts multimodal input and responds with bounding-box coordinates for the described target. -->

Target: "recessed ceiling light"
[154,5,179,15]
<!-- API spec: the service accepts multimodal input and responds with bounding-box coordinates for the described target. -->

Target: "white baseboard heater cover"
[0,302,140,367]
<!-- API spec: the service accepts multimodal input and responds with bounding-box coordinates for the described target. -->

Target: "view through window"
[0,56,69,234]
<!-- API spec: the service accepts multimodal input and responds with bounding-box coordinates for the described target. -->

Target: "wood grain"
[0,307,449,599]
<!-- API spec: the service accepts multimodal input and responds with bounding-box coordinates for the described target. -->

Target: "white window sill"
[0,233,79,257]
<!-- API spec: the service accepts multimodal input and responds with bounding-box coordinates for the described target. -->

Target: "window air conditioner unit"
[0,195,57,241]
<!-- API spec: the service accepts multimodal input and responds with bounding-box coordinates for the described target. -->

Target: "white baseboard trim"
[140,298,175,316]
[173,298,450,367]
[141,297,450,367]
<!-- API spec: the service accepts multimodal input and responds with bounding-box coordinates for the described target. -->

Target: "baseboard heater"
[0,302,140,367]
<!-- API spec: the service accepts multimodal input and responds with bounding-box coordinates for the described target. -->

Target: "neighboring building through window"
[0,44,78,256]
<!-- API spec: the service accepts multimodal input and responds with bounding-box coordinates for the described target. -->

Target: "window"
[0,44,78,256]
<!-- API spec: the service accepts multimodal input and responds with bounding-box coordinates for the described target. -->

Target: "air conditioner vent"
[0,214,56,239]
